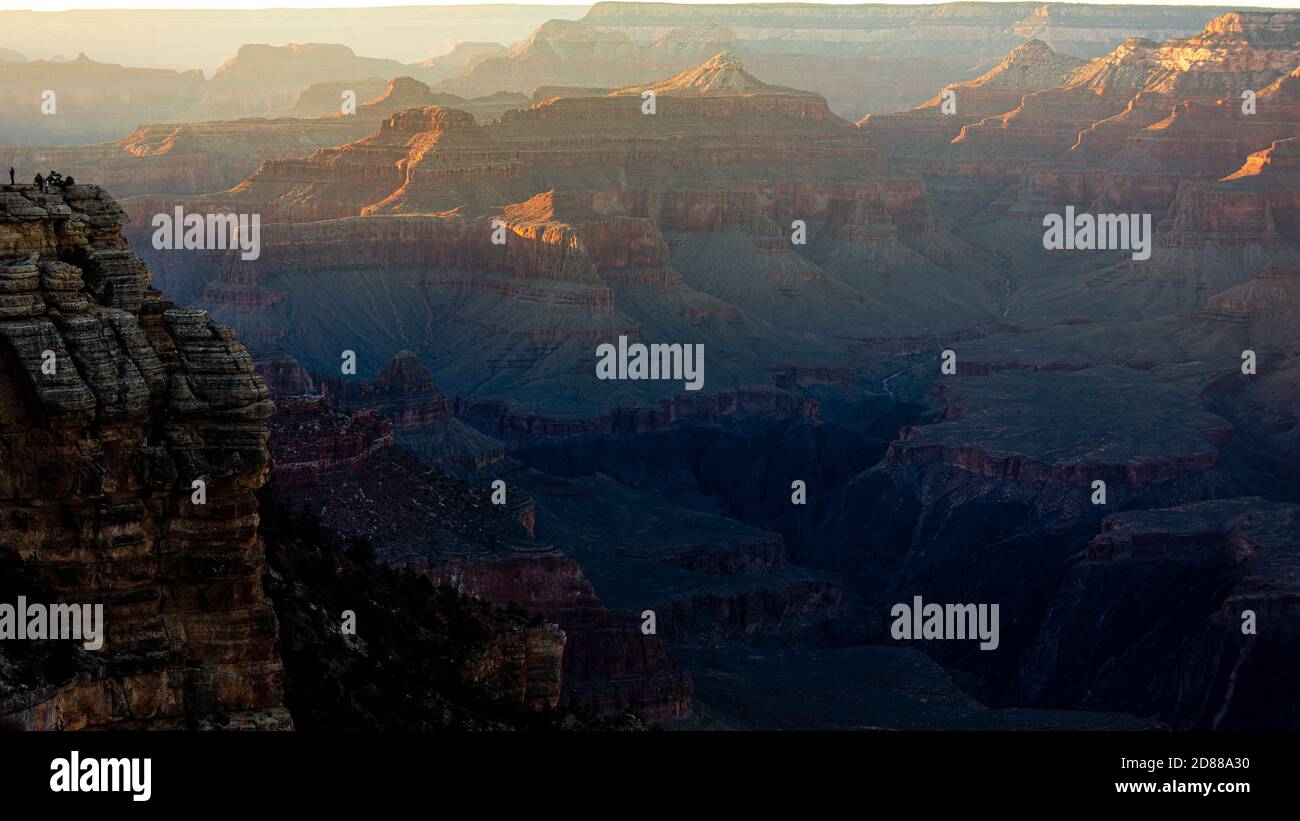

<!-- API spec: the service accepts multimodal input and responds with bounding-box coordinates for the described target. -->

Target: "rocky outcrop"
[0,183,289,729]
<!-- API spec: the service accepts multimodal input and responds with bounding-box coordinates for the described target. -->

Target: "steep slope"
[0,183,288,729]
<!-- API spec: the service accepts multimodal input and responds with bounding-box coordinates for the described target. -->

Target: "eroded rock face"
[0,183,289,729]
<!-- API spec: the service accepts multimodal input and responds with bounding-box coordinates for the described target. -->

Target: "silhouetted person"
[7,166,13,185]
[34,173,44,192]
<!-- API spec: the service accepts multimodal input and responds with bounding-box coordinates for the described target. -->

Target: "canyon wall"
[0,183,289,729]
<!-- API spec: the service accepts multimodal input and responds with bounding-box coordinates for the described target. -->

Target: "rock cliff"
[0,183,289,729]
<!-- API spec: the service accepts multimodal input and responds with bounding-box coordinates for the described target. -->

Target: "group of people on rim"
[7,166,76,192]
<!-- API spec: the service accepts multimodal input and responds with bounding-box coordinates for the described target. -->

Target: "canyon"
[2,4,1298,731]
[0,184,601,730]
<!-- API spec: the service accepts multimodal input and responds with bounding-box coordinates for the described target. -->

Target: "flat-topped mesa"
[383,104,480,137]
[292,77,528,124]
[500,190,672,272]
[0,184,288,729]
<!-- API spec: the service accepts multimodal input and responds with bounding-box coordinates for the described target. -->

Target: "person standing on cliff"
[34,173,44,192]
[8,166,13,185]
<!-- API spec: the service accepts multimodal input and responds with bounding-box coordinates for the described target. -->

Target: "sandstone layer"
[0,183,289,729]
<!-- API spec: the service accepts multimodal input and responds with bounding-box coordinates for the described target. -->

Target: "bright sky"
[8,0,1299,9]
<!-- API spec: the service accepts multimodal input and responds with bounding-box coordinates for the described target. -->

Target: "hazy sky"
[8,0,1300,10]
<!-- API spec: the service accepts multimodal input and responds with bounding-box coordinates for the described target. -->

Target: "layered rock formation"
[267,75,528,122]
[858,39,1086,158]
[0,182,624,730]
[173,43,431,123]
[435,3,1245,120]
[0,183,288,729]
[435,20,739,99]
[132,54,994,422]
[5,117,380,202]
[259,364,692,721]
[937,13,1300,212]
[321,351,503,467]
[0,53,204,144]
[1017,498,1300,729]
